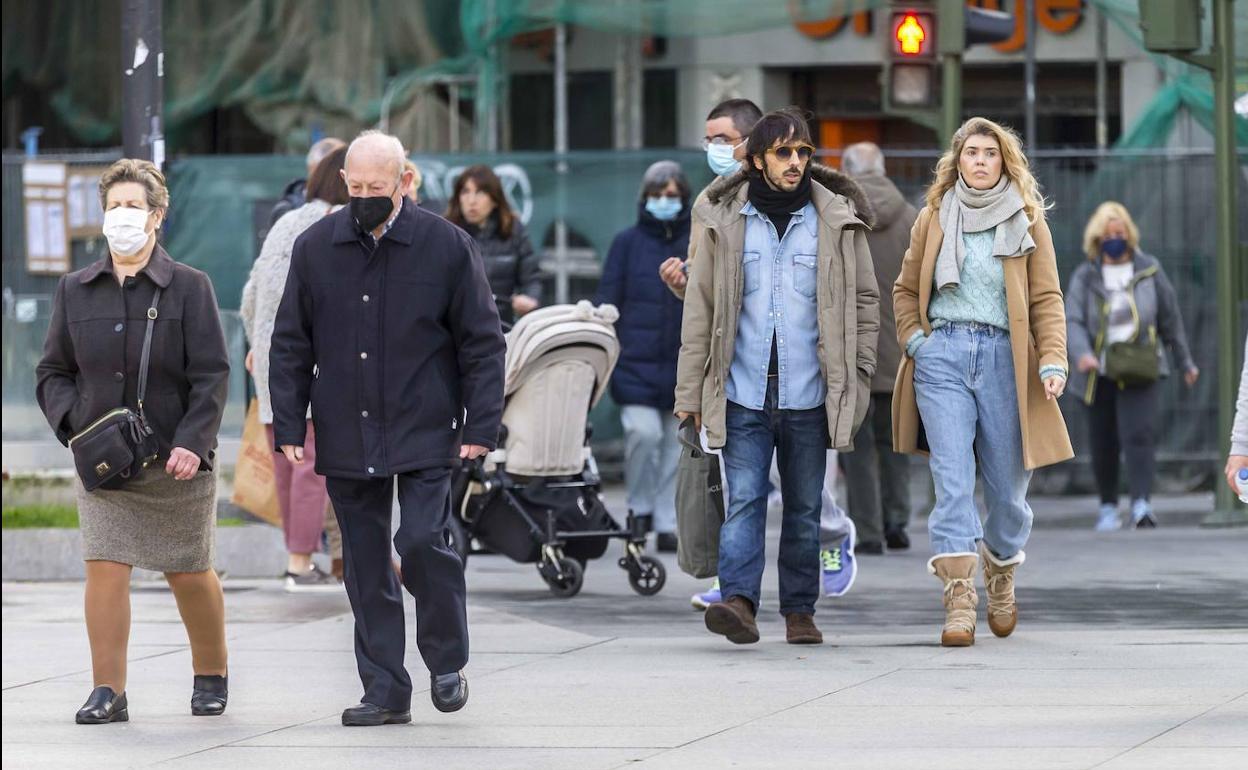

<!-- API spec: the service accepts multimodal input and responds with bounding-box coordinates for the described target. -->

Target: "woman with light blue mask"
[595,161,692,552]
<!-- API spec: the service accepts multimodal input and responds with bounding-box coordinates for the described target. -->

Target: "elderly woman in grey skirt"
[36,159,231,724]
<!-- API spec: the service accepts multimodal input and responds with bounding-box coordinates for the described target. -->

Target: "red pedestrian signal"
[892,11,933,59]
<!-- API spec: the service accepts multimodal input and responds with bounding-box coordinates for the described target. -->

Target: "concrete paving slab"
[5,527,1247,768]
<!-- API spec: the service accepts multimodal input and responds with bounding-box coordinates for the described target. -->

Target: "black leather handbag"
[68,289,163,491]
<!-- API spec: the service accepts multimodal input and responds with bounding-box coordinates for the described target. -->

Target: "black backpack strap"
[137,287,162,418]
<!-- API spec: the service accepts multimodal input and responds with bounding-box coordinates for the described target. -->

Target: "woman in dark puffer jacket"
[595,161,692,551]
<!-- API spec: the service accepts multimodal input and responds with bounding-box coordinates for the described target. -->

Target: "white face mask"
[102,207,153,256]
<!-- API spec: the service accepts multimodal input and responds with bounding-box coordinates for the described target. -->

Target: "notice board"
[22,162,70,274]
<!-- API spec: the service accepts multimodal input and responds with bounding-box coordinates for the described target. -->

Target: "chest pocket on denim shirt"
[742,251,760,295]
[793,253,818,300]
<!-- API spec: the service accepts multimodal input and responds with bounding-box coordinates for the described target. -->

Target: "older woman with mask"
[37,159,231,722]
[595,160,692,551]
[893,117,1073,648]
[1065,201,1198,531]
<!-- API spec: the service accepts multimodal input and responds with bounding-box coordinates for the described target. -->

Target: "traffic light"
[939,5,1014,54]
[885,2,1016,112]
[888,9,936,107]
[1138,0,1202,52]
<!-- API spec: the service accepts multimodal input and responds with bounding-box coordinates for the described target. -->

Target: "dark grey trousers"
[842,393,912,545]
[1086,376,1159,504]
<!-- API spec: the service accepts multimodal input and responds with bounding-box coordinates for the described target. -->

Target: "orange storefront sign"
[791,0,1083,49]
[973,0,1083,52]
[789,2,872,39]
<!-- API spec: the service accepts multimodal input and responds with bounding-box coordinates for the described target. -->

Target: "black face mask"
[351,191,396,234]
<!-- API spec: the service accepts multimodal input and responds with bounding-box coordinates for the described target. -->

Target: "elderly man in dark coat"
[269,130,505,727]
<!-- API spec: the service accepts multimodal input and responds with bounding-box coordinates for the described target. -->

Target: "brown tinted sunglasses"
[766,144,816,162]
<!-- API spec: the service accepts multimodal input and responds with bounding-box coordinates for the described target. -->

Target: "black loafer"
[341,702,411,726]
[191,675,228,716]
[430,671,468,713]
[76,686,128,724]
[885,529,911,551]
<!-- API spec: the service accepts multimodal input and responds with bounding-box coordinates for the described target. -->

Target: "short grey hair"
[345,130,407,178]
[305,137,345,172]
[842,142,885,177]
[639,160,690,201]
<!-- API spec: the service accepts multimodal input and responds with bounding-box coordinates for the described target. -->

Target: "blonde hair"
[1082,201,1139,261]
[98,158,169,211]
[404,159,422,194]
[925,117,1049,224]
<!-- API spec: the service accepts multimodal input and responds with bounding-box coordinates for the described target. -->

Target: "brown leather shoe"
[704,596,760,644]
[785,613,823,645]
[331,558,344,580]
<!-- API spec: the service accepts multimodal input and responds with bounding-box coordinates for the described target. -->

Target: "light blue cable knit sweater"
[929,229,1008,332]
[906,228,1066,381]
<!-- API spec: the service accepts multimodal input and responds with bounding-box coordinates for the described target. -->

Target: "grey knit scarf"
[935,175,1036,292]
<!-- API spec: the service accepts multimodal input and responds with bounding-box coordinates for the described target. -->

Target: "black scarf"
[746,168,812,377]
[748,169,812,237]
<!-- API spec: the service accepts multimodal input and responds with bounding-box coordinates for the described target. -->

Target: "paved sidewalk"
[3,527,1247,769]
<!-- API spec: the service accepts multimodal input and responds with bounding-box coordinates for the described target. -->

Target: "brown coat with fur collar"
[673,164,880,451]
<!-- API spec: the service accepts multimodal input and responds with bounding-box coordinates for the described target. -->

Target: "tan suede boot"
[980,542,1024,638]
[929,554,979,647]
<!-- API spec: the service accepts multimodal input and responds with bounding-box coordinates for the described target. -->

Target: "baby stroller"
[450,301,667,598]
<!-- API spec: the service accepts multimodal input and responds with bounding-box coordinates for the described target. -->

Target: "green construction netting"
[3,0,1245,150]
[1,0,467,149]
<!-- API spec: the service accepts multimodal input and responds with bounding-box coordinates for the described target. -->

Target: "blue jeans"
[913,322,1033,559]
[720,378,826,616]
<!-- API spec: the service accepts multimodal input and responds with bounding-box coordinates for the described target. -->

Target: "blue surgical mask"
[1101,237,1129,260]
[706,142,743,177]
[646,196,682,221]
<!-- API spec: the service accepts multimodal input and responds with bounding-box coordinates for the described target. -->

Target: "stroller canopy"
[504,301,620,408]
[497,301,620,477]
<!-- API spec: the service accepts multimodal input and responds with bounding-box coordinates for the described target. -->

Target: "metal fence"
[4,148,1246,492]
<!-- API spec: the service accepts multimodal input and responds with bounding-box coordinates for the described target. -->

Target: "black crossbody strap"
[136,288,162,418]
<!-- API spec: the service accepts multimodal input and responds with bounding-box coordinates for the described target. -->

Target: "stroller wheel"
[539,557,584,598]
[627,555,666,596]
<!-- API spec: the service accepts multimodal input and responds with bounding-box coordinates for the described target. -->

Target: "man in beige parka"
[674,108,879,646]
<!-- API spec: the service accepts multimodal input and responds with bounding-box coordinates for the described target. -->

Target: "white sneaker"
[1094,504,1121,532]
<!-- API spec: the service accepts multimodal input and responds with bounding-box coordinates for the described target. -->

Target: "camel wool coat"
[890,205,1074,470]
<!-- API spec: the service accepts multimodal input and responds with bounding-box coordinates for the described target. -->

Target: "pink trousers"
[265,422,329,555]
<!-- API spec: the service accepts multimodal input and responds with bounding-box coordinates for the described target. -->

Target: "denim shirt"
[726,199,826,411]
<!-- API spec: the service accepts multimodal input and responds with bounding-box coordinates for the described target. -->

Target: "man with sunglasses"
[662,99,861,610]
[675,108,879,646]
